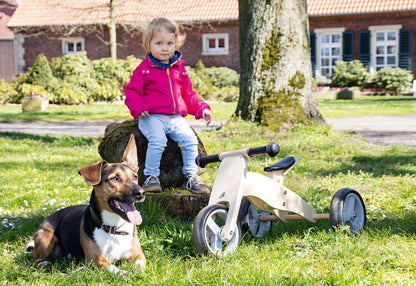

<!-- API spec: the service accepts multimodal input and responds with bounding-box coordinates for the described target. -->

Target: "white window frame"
[314,28,345,81]
[202,33,229,55]
[61,37,85,56]
[369,25,401,73]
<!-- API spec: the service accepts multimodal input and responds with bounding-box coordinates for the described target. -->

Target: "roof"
[7,0,416,28]
[307,0,416,16]
[7,0,238,28]
[0,0,16,38]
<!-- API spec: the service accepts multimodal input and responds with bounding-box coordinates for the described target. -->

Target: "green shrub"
[186,66,213,100]
[373,67,413,95]
[51,52,92,80]
[206,67,239,88]
[26,54,55,87]
[17,83,53,102]
[90,78,122,102]
[0,80,18,104]
[330,60,369,88]
[56,83,89,104]
[92,56,141,88]
[217,86,240,102]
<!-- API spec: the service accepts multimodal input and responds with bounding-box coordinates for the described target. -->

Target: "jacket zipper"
[166,68,176,114]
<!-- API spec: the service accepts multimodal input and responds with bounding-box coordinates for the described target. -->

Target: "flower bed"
[22,94,49,112]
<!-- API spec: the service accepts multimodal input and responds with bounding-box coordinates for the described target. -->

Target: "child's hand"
[203,109,212,126]
[138,111,150,119]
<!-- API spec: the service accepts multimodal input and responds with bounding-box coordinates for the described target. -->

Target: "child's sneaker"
[143,175,162,193]
[183,174,210,194]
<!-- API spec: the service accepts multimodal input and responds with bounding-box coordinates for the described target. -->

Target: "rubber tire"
[193,204,242,255]
[330,188,367,234]
[238,198,272,238]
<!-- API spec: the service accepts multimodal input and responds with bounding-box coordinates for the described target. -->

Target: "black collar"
[100,224,129,236]
[89,206,130,236]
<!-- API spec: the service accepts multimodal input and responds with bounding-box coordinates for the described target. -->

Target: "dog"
[27,134,146,275]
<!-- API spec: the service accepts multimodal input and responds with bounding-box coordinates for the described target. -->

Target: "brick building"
[6,0,416,81]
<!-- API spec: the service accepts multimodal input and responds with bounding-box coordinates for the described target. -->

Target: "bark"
[236,0,324,131]
[108,0,117,61]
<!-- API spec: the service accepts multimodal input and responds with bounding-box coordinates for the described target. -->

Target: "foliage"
[206,66,239,88]
[216,86,240,102]
[0,80,18,104]
[18,83,53,101]
[186,60,215,99]
[330,60,370,89]
[373,67,413,95]
[3,54,238,105]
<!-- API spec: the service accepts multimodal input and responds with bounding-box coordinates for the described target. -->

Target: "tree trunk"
[108,0,117,62]
[236,0,324,131]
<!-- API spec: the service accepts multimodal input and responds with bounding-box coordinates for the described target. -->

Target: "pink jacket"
[124,57,210,120]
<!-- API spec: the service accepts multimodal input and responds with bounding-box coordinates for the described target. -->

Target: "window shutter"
[310,33,316,78]
[342,31,354,62]
[399,29,411,71]
[359,31,371,70]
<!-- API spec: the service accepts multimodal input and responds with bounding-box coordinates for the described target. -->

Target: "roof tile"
[7,0,416,28]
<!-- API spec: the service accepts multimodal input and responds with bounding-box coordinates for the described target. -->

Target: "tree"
[236,0,324,131]
[108,0,117,62]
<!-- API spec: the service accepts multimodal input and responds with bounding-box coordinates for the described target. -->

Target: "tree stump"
[98,119,208,187]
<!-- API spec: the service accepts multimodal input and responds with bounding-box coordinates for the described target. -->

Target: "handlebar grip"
[196,153,220,168]
[247,141,280,157]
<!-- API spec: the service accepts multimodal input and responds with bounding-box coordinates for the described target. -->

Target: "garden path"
[0,115,415,148]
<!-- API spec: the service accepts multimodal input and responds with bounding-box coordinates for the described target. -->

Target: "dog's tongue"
[119,202,142,225]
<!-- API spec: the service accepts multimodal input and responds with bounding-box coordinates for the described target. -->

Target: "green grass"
[1,96,416,284]
[1,118,416,284]
[0,101,237,123]
[318,95,416,117]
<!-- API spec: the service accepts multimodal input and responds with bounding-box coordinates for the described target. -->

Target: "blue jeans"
[138,114,199,177]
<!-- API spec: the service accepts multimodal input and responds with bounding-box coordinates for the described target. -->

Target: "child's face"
[150,28,176,64]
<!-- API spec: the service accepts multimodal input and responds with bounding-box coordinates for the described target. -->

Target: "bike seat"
[264,156,296,172]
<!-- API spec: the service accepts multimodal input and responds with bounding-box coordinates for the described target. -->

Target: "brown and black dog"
[27,134,146,275]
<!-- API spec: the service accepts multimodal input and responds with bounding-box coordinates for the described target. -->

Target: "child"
[124,17,212,194]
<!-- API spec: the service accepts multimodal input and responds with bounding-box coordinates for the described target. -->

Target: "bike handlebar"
[196,141,280,168]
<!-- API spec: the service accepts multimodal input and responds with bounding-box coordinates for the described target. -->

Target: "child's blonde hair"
[143,18,185,52]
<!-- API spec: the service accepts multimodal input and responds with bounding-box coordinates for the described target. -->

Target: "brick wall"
[17,12,416,76]
[309,11,416,75]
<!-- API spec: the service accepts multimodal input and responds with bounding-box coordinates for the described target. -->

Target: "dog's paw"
[107,264,127,276]
[135,259,146,270]
[37,261,52,268]
[26,241,35,252]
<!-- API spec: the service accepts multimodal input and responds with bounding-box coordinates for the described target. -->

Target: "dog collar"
[100,223,129,236]
[88,206,130,236]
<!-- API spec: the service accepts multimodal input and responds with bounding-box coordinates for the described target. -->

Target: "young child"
[124,17,212,194]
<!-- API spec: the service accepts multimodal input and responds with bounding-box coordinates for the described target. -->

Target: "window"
[314,28,344,79]
[202,34,229,55]
[61,38,85,55]
[369,25,401,72]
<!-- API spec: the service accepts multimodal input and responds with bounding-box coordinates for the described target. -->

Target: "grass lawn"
[1,97,416,284]
[0,101,236,123]
[318,95,416,118]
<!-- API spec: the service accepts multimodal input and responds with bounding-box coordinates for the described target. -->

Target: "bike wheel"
[330,188,367,234]
[193,204,241,255]
[238,198,272,238]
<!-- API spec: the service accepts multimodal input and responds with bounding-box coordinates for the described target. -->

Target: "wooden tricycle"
[192,142,367,255]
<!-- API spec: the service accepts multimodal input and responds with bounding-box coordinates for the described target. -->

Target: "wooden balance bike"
[192,142,367,255]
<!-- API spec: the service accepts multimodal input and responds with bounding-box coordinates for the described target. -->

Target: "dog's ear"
[121,134,139,172]
[78,160,106,185]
